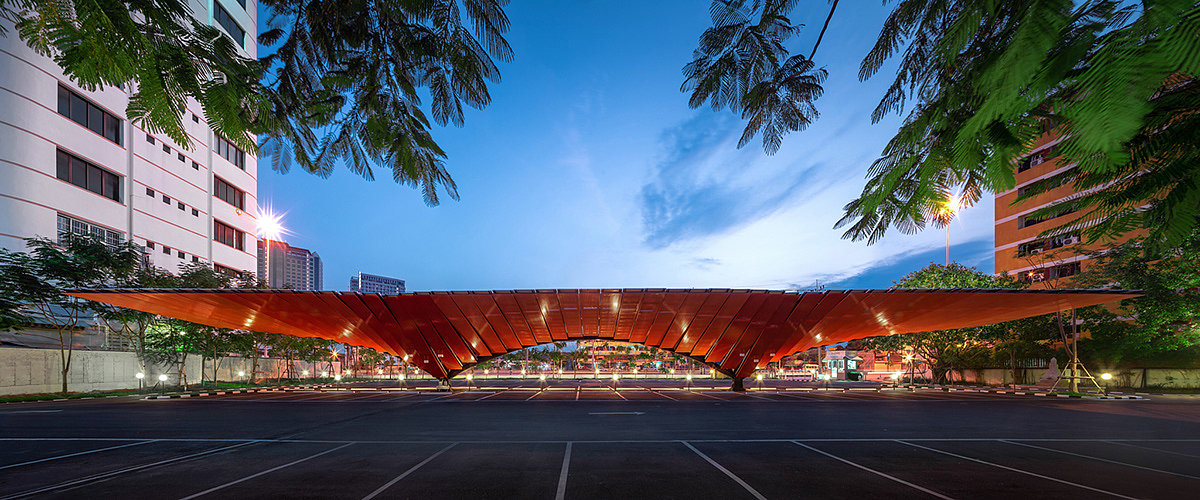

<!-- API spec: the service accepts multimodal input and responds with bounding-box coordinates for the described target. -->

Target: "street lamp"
[158,374,168,382]
[1101,372,1113,395]
[256,207,287,288]
[938,194,960,266]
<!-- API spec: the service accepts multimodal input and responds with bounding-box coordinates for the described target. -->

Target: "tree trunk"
[250,356,259,383]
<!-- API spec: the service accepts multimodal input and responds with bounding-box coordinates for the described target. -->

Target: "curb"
[898,384,1144,399]
[144,384,335,400]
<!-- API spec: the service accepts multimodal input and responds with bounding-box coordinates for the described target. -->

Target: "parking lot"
[3,382,1200,499]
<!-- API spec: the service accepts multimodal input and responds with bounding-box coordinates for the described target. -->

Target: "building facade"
[993,129,1139,286]
[0,1,260,275]
[349,272,406,294]
[258,240,323,290]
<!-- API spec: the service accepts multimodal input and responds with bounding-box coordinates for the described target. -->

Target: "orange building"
[993,130,1139,286]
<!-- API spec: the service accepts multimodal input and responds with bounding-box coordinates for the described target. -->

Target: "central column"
[730,377,746,392]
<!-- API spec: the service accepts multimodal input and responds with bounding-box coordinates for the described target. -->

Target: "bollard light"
[612,373,619,381]
[466,374,473,381]
[237,371,245,377]
[540,374,546,381]
[484,369,489,375]
[756,374,763,382]
[135,372,145,379]
[686,374,693,381]
[557,368,563,374]
[302,370,309,376]
[398,373,405,381]
[334,374,342,381]
[1101,373,1113,381]
[158,374,168,382]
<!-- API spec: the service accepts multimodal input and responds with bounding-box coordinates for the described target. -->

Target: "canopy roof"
[67,288,1137,379]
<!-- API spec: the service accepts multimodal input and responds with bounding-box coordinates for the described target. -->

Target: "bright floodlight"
[1101,372,1113,380]
[334,374,342,381]
[237,371,245,377]
[321,371,328,377]
[756,374,763,382]
[398,373,405,380]
[302,370,309,376]
[158,374,168,382]
[557,369,563,374]
[612,373,619,381]
[685,374,693,381]
[466,374,473,381]
[521,368,527,375]
[135,372,144,379]
[256,206,285,241]
[669,368,675,374]
[539,374,546,381]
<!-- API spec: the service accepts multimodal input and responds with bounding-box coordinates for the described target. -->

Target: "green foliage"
[1075,231,1200,364]
[257,0,513,204]
[862,263,1056,383]
[0,0,271,153]
[0,236,143,392]
[682,0,826,154]
[1,0,512,205]
[836,0,1200,249]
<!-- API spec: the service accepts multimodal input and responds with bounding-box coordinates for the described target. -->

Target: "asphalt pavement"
[2,381,1199,499]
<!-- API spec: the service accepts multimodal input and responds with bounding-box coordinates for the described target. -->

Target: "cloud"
[638,113,822,248]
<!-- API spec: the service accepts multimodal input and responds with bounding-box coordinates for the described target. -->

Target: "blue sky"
[257,1,996,291]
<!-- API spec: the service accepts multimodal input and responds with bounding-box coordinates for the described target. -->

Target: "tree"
[681,0,826,154]
[861,263,1053,384]
[835,1,1200,250]
[1074,231,1200,365]
[1,0,513,204]
[0,236,142,393]
[97,265,176,378]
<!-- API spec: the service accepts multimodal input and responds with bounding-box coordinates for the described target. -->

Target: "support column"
[730,377,746,392]
[436,378,452,392]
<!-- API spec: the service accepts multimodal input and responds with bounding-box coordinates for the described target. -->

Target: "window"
[177,152,185,162]
[192,256,200,262]
[214,176,245,209]
[162,245,171,254]
[214,220,244,250]
[162,194,171,204]
[56,213,123,247]
[177,250,185,258]
[146,134,155,144]
[56,150,122,202]
[192,208,199,217]
[192,114,200,123]
[214,3,246,47]
[147,241,155,249]
[178,201,185,210]
[146,187,155,196]
[1018,204,1075,229]
[162,144,170,153]
[1017,146,1056,173]
[215,135,246,169]
[192,161,201,170]
[57,86,122,145]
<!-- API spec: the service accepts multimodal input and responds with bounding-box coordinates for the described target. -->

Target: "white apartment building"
[0,1,260,275]
[349,272,406,294]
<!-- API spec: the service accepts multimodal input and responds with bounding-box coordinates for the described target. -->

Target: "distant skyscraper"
[258,240,323,290]
[349,272,405,294]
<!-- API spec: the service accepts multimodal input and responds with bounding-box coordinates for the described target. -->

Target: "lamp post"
[256,208,286,288]
[1101,372,1113,396]
[135,372,144,390]
[939,195,960,266]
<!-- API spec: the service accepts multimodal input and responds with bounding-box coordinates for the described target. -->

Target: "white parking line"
[0,441,258,500]
[1106,440,1200,459]
[179,442,356,499]
[361,442,458,500]
[555,442,572,500]
[682,441,767,500]
[525,391,542,401]
[895,440,1135,499]
[999,440,1200,480]
[0,440,159,471]
[792,441,954,499]
[474,391,506,401]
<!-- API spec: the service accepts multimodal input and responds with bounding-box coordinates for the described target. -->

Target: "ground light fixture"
[135,372,144,380]
[158,374,168,382]
[334,374,342,381]
[321,371,328,377]
[237,371,245,377]
[302,370,309,376]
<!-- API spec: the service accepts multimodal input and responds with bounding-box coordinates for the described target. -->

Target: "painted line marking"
[1106,440,1200,459]
[361,442,458,500]
[999,440,1200,480]
[650,390,677,401]
[588,412,645,415]
[895,440,1135,499]
[474,391,506,400]
[612,389,627,401]
[525,391,542,401]
[0,440,159,471]
[792,441,954,500]
[0,409,63,414]
[179,442,356,499]
[555,442,572,500]
[682,441,767,500]
[0,441,258,500]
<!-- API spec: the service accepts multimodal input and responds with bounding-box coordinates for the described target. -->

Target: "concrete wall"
[948,366,1200,389]
[0,347,338,396]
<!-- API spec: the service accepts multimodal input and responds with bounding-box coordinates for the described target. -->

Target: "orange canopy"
[67,288,1136,379]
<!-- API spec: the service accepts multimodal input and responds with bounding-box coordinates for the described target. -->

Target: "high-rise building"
[0,2,260,275]
[993,128,1139,287]
[258,240,323,290]
[349,272,406,294]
